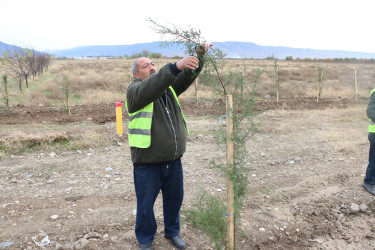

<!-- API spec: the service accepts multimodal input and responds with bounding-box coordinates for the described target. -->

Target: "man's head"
[132,57,157,80]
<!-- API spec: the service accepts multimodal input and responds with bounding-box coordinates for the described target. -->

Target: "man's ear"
[133,72,139,78]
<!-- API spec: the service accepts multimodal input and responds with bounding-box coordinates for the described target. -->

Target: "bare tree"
[3,46,32,90]
[3,46,51,91]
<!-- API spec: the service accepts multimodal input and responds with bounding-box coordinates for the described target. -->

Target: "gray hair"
[131,58,139,76]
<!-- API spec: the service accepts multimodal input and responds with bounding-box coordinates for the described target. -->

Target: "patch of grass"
[1,136,82,155]
[184,190,226,249]
[260,186,274,195]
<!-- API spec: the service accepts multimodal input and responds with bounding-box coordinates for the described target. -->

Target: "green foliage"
[147,18,204,56]
[184,190,227,249]
[61,75,71,114]
[128,51,162,59]
[286,56,293,60]
[141,50,150,57]
[317,65,324,102]
[130,52,143,58]
[150,52,162,59]
[1,74,10,113]
[274,59,280,102]
[0,138,72,155]
[265,54,276,60]
[210,66,263,213]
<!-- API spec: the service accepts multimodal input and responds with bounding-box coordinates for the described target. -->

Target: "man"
[126,43,211,250]
[363,88,375,196]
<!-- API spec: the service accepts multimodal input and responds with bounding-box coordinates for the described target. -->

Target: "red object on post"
[116,102,122,107]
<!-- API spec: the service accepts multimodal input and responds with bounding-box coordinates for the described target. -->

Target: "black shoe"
[139,244,152,250]
[363,182,375,196]
[166,236,186,249]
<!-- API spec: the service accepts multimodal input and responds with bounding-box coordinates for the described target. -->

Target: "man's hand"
[196,43,213,56]
[176,56,199,71]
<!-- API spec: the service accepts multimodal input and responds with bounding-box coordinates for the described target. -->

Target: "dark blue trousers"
[365,133,375,185]
[133,158,184,245]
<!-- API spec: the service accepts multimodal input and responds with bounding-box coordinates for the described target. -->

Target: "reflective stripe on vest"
[126,86,189,148]
[369,89,375,133]
[126,102,153,148]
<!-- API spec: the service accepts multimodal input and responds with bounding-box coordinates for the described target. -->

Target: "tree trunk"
[19,77,22,91]
[25,75,29,88]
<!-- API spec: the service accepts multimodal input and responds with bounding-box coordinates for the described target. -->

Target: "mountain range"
[1,41,375,59]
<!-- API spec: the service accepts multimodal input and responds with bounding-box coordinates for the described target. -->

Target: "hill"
[0,41,20,55]
[0,41,45,56]
[2,40,375,59]
[46,41,375,59]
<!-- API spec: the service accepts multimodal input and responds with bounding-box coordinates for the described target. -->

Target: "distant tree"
[141,50,150,57]
[130,52,143,58]
[285,56,293,61]
[150,52,162,59]
[266,54,275,60]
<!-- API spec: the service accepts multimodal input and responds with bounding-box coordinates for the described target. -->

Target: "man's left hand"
[196,43,213,56]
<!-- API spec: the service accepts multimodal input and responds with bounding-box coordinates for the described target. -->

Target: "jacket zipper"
[161,91,178,160]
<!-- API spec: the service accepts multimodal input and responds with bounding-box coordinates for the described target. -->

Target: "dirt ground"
[1,98,374,250]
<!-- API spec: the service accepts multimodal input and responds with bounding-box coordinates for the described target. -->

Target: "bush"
[286,56,293,61]
[150,53,162,59]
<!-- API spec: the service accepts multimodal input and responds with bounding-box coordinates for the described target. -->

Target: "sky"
[1,0,375,53]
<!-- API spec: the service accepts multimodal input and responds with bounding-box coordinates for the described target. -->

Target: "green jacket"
[367,89,375,133]
[126,60,203,164]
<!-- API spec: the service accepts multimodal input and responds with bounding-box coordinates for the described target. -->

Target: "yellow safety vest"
[369,89,375,133]
[126,86,189,148]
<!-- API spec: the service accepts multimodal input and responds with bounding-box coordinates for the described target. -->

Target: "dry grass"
[1,58,375,108]
[260,105,368,155]
[0,123,114,154]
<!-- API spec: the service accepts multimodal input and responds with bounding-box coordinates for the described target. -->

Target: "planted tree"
[3,46,51,91]
[274,59,280,102]
[1,74,10,113]
[149,19,264,249]
[317,65,324,102]
[61,75,71,115]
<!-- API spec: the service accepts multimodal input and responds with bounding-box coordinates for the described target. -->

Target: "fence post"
[195,77,199,106]
[226,94,235,250]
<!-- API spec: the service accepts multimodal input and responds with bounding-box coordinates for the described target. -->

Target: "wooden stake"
[195,77,199,106]
[226,94,235,250]
[354,69,358,101]
[67,97,71,116]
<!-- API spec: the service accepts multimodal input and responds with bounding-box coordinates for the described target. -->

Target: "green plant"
[317,65,324,102]
[1,74,10,113]
[184,190,227,249]
[286,56,293,61]
[274,59,280,102]
[61,75,71,115]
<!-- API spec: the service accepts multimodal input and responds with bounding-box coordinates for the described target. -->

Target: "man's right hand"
[176,56,199,71]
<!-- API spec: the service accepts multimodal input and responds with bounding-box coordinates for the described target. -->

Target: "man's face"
[134,57,157,80]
